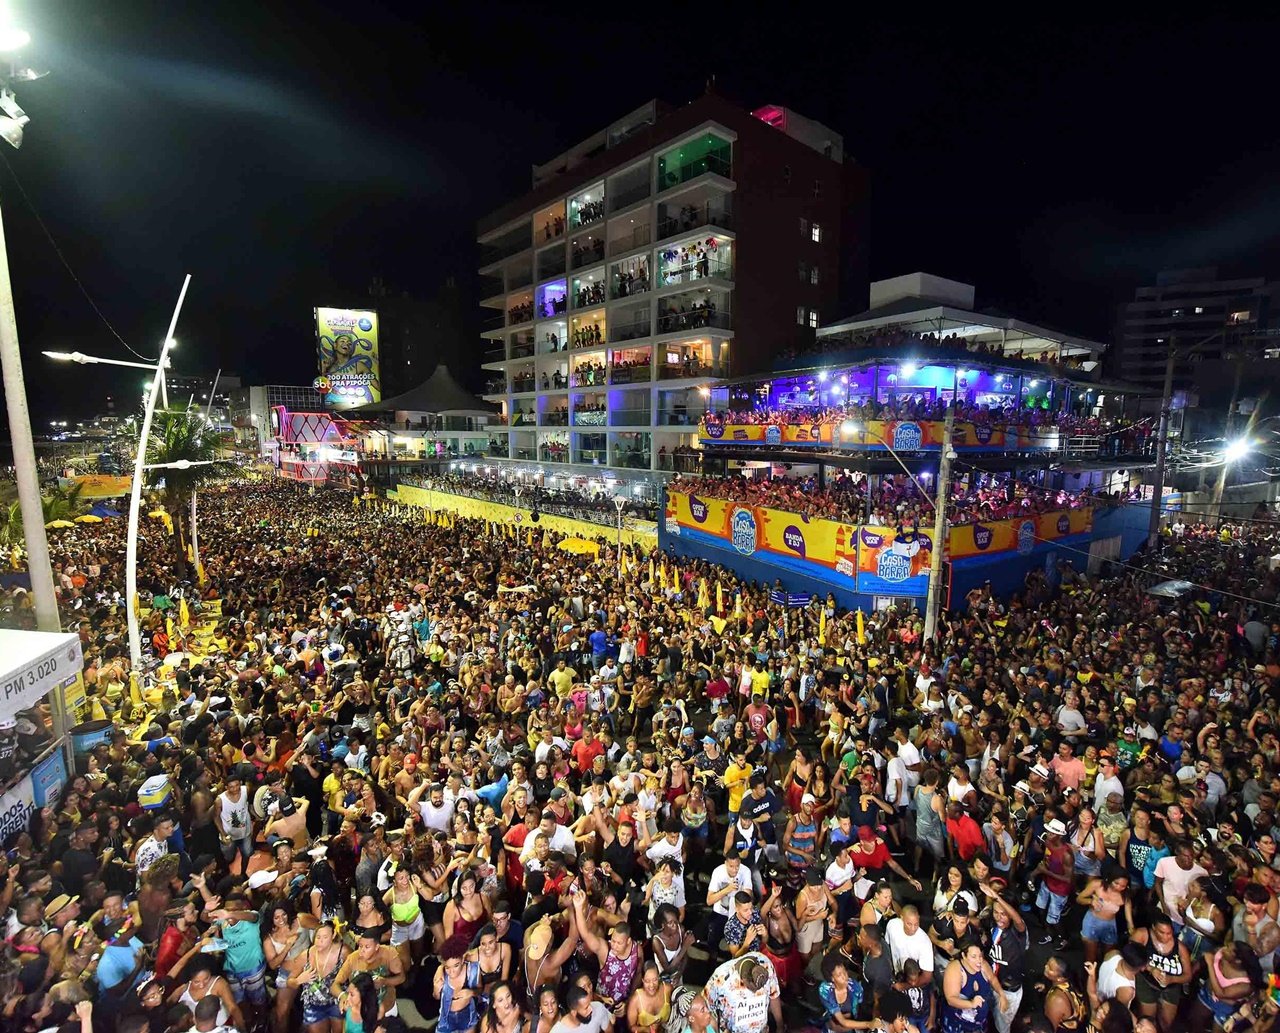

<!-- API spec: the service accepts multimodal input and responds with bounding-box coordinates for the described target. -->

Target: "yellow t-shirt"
[548,667,577,699]
[322,772,345,811]
[724,761,752,813]
[750,669,771,695]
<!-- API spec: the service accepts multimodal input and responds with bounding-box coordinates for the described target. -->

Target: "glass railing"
[656,409,707,426]
[659,259,733,288]
[570,243,606,270]
[536,255,566,279]
[537,217,566,243]
[539,449,570,463]
[658,362,714,381]
[657,152,731,191]
[511,343,535,359]
[572,285,607,310]
[610,408,652,427]
[484,346,506,361]
[613,451,651,469]
[609,320,652,343]
[488,443,510,458]
[610,277,651,300]
[609,224,651,256]
[511,378,537,393]
[480,236,531,265]
[610,183,650,211]
[569,369,608,388]
[508,269,534,290]
[656,310,731,334]
[572,411,608,427]
[657,206,733,241]
[541,411,569,427]
[656,452,702,472]
[610,366,653,385]
[508,411,537,426]
[507,307,535,326]
[570,328,605,349]
[570,201,606,229]
[479,275,504,299]
[576,448,608,464]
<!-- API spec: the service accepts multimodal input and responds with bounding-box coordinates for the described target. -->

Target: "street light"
[125,278,192,667]
[613,496,626,579]
[1222,438,1252,464]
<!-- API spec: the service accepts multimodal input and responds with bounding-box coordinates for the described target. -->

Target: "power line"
[0,148,156,362]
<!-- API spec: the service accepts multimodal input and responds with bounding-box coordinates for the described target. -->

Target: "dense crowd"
[669,475,1121,528]
[1,478,1280,1033]
[779,327,1091,370]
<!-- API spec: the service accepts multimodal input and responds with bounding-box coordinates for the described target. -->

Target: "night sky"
[6,5,1280,421]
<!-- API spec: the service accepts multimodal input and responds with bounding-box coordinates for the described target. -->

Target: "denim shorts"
[1081,911,1117,944]
[302,999,342,1025]
[1036,883,1069,924]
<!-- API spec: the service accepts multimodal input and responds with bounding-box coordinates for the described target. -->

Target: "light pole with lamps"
[125,279,192,667]
[44,347,173,409]
[613,496,626,579]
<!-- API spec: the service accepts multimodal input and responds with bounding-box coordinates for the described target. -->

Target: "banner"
[698,419,1061,453]
[59,474,131,499]
[0,774,35,846]
[769,590,813,607]
[30,748,67,807]
[856,526,933,596]
[314,307,380,408]
[948,509,1092,560]
[698,422,834,447]
[0,630,84,724]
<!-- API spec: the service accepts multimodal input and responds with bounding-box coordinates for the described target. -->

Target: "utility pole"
[923,404,955,643]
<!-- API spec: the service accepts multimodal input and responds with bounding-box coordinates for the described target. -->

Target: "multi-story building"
[477,93,868,493]
[228,384,318,452]
[1112,268,1278,395]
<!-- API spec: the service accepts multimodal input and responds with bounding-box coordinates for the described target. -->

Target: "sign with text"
[0,630,83,724]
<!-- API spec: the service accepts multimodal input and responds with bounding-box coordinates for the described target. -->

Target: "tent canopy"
[347,364,496,417]
[0,629,82,724]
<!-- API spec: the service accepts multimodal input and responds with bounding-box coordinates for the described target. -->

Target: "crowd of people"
[669,474,1123,528]
[576,284,607,309]
[659,242,722,287]
[612,265,650,300]
[1,477,1280,1033]
[572,326,603,350]
[658,301,720,334]
[778,327,1092,370]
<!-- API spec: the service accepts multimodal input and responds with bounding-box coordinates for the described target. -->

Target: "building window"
[808,309,819,329]
[1194,306,1204,314]
[799,217,809,238]
[796,305,807,326]
[798,260,808,283]
[783,164,791,183]
[811,222,822,243]
[812,179,821,199]
[809,266,820,285]
[1229,309,1251,324]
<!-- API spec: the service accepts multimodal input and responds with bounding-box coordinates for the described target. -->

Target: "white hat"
[246,869,278,890]
[307,844,329,859]
[1014,781,1031,795]
[801,793,817,806]
[370,812,387,827]
[1042,818,1068,838]
[1032,764,1050,779]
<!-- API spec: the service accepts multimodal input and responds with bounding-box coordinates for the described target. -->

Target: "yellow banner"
[61,474,131,499]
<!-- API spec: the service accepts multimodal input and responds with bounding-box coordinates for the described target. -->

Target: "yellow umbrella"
[44,519,75,529]
[74,514,103,523]
[147,509,167,519]
[557,537,600,555]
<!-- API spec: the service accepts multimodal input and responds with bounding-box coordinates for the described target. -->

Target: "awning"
[0,630,83,724]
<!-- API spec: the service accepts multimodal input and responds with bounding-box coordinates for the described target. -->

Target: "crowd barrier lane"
[393,484,659,551]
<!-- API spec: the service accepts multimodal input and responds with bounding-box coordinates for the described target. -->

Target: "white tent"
[0,628,82,724]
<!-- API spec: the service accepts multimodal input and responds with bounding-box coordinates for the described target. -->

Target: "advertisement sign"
[699,419,1061,453]
[314,307,380,408]
[0,774,35,847]
[948,509,1092,560]
[30,748,67,807]
[58,474,132,498]
[698,422,834,448]
[856,526,932,597]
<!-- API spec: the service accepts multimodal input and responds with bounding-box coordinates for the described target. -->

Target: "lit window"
[796,306,806,326]
[808,310,819,329]
[810,266,819,286]
[1194,306,1204,314]
[799,217,809,238]
[811,223,822,243]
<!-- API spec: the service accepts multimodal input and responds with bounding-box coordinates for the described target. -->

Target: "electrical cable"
[0,147,157,361]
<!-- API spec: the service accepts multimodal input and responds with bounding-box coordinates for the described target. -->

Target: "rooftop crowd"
[1,479,1279,1033]
[407,474,661,525]
[778,327,1092,371]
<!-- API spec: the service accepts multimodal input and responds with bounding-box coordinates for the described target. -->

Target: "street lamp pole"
[923,404,956,643]
[614,496,626,579]
[126,277,192,667]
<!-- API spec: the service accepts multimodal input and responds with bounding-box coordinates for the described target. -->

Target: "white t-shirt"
[1096,954,1134,1002]
[897,740,922,789]
[1092,774,1124,811]
[1154,856,1206,923]
[549,1001,613,1033]
[885,916,935,973]
[709,863,753,916]
[885,756,909,807]
[418,797,456,833]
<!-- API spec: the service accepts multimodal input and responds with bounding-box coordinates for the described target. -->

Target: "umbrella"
[1147,579,1195,599]
[74,514,103,523]
[45,520,75,529]
[557,537,600,555]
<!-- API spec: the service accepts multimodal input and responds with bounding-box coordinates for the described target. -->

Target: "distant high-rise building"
[475,92,869,486]
[1113,268,1277,393]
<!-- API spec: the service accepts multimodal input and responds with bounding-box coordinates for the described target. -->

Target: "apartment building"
[477,92,867,489]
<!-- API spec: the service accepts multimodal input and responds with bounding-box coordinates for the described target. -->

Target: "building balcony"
[570,324,605,349]
[570,198,606,230]
[572,282,607,309]
[507,304,535,325]
[570,240,606,270]
[608,223,651,257]
[610,276,651,301]
[655,408,707,426]
[537,215,566,243]
[656,309,730,335]
[479,237,531,267]
[609,318,652,343]
[610,365,653,385]
[657,451,702,473]
[609,182,650,213]
[657,152,731,193]
[541,410,569,427]
[658,258,733,290]
[658,360,714,381]
[569,367,607,389]
[610,407,652,427]
[656,204,733,243]
[511,376,537,394]
[539,446,570,463]
[576,447,608,465]
[488,441,511,458]
[613,450,651,470]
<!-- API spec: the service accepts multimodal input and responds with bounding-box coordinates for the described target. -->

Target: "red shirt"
[571,737,605,773]
[946,814,985,861]
[852,839,891,873]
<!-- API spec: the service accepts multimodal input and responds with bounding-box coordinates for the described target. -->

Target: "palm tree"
[3,482,86,544]
[145,409,231,577]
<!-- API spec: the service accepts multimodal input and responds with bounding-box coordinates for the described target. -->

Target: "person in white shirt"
[885,906,934,973]
[409,782,456,833]
[882,741,910,808]
[706,852,753,946]
[520,811,577,861]
[1092,754,1125,812]
[894,726,923,793]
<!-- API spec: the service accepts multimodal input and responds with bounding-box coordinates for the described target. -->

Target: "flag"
[698,579,709,609]
[856,608,866,645]
[527,526,533,546]
[733,592,743,619]
[179,596,191,629]
[716,582,724,615]
[649,558,656,584]
[819,609,827,645]
[195,558,206,586]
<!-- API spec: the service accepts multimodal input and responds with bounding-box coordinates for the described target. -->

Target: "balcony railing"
[537,216,566,243]
[488,442,511,458]
[480,236,531,265]
[484,346,505,361]
[572,283,607,309]
[609,224,651,256]
[572,410,608,427]
[609,182,650,212]
[610,365,653,385]
[659,361,714,381]
[570,199,606,229]
[657,452,702,472]
[610,276,651,301]
[658,152,731,191]
[539,448,570,463]
[507,306,535,326]
[511,342,535,359]
[541,411,569,427]
[659,258,733,288]
[610,408,652,427]
[511,377,537,393]
[613,450,651,470]
[655,408,707,426]
[569,368,607,388]
[609,319,652,343]
[570,241,606,270]
[509,410,538,427]
[656,309,731,335]
[508,269,533,291]
[657,204,733,242]
[576,448,607,464]
[536,253,566,279]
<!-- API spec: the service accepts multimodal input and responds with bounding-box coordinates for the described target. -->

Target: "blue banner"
[30,748,67,807]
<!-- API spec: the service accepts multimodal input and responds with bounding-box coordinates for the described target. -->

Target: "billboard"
[314,307,380,408]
